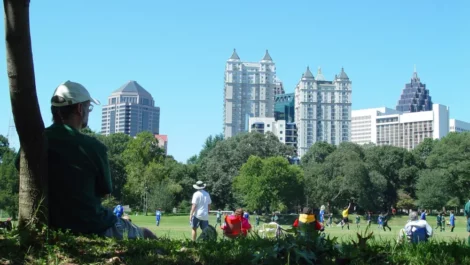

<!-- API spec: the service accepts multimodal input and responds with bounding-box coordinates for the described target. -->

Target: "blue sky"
[0,0,468,162]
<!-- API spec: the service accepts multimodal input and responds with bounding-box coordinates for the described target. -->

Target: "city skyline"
[0,0,467,162]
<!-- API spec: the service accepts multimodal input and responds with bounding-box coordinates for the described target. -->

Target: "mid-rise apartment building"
[449,119,470,133]
[352,104,449,150]
[248,117,297,149]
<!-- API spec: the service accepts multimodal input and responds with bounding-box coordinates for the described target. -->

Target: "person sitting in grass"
[16,81,156,240]
[221,208,252,237]
[293,207,324,236]
[398,211,432,244]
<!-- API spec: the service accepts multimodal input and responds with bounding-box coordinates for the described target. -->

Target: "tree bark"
[3,0,48,233]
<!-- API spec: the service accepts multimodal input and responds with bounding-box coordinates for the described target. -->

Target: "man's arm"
[189,204,196,221]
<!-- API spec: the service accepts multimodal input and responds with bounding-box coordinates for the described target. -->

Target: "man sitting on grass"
[397,211,432,244]
[16,81,156,240]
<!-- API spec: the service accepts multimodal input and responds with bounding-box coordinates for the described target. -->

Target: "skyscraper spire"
[316,66,325,81]
[262,49,273,61]
[412,65,419,80]
[230,49,240,60]
[303,66,314,79]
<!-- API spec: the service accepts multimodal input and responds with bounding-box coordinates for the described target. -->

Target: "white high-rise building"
[351,107,401,145]
[449,119,470,133]
[351,104,449,149]
[248,117,286,143]
[101,81,160,137]
[224,49,276,138]
[295,67,352,157]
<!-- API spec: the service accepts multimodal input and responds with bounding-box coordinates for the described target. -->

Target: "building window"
[280,131,283,134]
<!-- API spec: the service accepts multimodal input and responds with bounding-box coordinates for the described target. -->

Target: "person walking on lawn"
[189,181,212,241]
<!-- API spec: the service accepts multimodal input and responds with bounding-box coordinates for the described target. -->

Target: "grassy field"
[131,214,468,243]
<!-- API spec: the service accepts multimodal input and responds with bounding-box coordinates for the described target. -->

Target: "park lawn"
[131,214,468,243]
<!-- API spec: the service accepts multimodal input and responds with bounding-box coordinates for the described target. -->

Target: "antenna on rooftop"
[7,115,17,149]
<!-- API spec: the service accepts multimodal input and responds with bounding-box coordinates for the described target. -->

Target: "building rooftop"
[112,81,153,98]
[229,49,240,60]
[337,67,349,79]
[303,66,315,79]
[262,50,273,61]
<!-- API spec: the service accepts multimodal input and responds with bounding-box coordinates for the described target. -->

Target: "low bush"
[0,226,469,265]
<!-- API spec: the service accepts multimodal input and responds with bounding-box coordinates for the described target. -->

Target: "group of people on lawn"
[20,80,470,246]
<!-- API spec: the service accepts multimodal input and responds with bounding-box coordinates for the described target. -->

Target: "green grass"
[1,214,468,264]
[132,214,468,242]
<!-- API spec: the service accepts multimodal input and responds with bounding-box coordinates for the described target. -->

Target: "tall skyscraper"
[101,80,160,137]
[396,68,433,112]
[295,67,352,157]
[224,49,276,138]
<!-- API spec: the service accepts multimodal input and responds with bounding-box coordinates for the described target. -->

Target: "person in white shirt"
[189,180,212,241]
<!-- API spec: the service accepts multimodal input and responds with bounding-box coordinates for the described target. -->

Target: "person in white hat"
[189,180,212,241]
[40,81,155,239]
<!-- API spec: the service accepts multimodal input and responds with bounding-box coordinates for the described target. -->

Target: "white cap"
[51,80,100,107]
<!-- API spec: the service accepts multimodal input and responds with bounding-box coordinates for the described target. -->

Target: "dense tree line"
[1,131,470,217]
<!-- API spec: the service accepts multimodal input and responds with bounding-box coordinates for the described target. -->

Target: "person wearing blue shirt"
[156,209,162,226]
[113,205,124,218]
[243,211,250,220]
[420,210,426,220]
[319,209,325,225]
[450,210,456,232]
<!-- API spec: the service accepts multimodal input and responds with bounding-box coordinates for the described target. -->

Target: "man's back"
[192,190,211,220]
[47,124,116,234]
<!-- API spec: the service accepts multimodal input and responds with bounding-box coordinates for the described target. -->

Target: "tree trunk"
[3,0,48,235]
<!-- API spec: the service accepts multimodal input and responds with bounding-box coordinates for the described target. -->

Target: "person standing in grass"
[341,203,351,230]
[465,199,470,246]
[255,213,260,227]
[190,180,212,241]
[382,212,392,231]
[215,209,222,228]
[450,210,456,232]
[366,212,371,226]
[377,214,383,230]
[328,213,333,227]
[355,215,360,228]
[435,212,442,231]
[441,213,446,232]
[155,208,162,226]
[420,210,427,220]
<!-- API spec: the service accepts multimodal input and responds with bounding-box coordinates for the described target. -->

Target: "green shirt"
[465,200,470,218]
[45,124,116,234]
